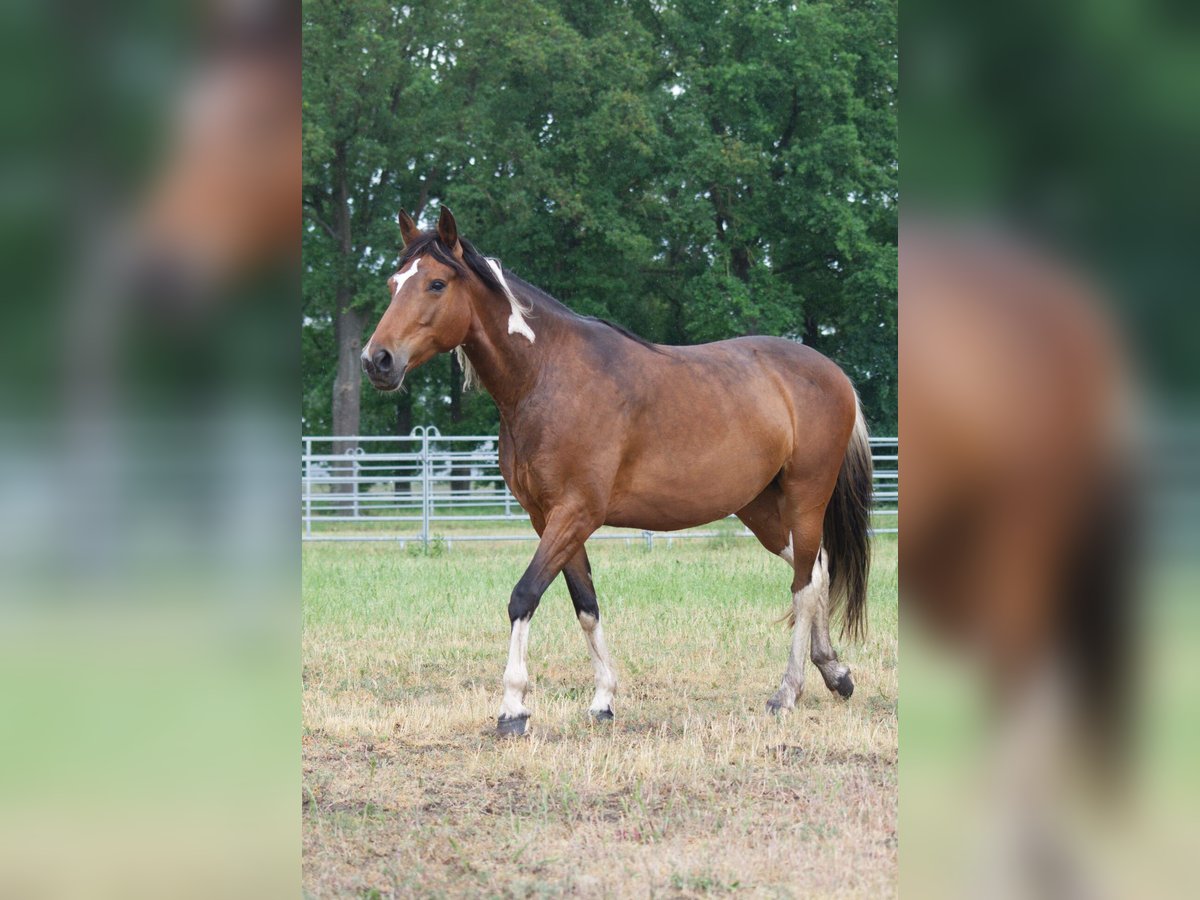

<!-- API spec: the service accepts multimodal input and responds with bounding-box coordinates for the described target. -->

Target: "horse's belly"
[604,445,783,531]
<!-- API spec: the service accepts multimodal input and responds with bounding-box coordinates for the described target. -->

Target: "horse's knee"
[508,583,540,622]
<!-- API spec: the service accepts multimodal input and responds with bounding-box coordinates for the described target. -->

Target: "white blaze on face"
[391,258,421,299]
[362,258,423,365]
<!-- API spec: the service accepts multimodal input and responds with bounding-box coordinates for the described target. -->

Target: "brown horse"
[363,208,873,735]
[132,1,300,304]
[900,223,1136,746]
[899,223,1140,897]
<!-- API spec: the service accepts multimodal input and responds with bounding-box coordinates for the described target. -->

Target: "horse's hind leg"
[735,483,790,560]
[809,549,854,698]
[562,548,617,721]
[738,487,852,702]
[766,504,827,713]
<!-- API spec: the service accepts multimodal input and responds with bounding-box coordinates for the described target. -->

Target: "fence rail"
[302,429,897,547]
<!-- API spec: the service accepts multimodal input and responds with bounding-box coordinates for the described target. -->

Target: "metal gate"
[302,429,897,546]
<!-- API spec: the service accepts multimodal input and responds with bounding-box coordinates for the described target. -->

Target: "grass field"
[303,535,897,897]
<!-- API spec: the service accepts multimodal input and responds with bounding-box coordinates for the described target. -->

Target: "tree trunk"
[331,297,365,496]
[394,394,412,495]
[803,313,821,349]
[329,143,361,497]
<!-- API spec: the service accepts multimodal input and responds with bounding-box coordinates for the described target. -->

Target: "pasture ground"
[303,536,897,897]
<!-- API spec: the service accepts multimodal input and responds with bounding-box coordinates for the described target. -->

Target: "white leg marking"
[483,257,536,343]
[808,549,850,688]
[578,612,617,713]
[390,258,421,299]
[770,554,828,711]
[778,535,795,567]
[811,547,828,590]
[498,618,531,719]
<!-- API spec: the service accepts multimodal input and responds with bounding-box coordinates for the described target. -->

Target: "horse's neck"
[461,283,564,415]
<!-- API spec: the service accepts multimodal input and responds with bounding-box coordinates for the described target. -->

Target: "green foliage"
[303,0,897,435]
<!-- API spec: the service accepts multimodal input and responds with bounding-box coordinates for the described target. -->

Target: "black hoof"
[497,714,529,736]
[589,708,614,722]
[835,672,854,699]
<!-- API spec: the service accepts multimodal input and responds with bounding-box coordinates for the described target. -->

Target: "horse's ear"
[398,209,421,247]
[437,206,462,257]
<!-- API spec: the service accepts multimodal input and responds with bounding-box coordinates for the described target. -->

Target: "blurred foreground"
[902,0,1200,897]
[0,2,298,897]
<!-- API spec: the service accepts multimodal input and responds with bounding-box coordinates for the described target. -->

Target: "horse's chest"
[505,458,535,503]
[497,426,542,510]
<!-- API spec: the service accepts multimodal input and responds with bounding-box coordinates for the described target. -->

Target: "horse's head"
[362,207,477,391]
[133,43,299,304]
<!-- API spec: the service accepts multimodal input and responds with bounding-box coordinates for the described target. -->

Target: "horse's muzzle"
[361,346,405,391]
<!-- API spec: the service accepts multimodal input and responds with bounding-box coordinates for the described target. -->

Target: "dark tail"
[824,398,873,641]
[1061,455,1140,773]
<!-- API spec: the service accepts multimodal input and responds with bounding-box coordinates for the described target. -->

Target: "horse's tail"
[823,397,873,641]
[1061,453,1140,772]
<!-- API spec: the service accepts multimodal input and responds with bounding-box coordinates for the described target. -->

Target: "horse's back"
[654,335,856,440]
[599,334,855,530]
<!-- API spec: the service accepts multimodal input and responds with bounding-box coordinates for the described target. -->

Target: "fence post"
[303,437,312,538]
[420,427,431,550]
[643,530,654,550]
[351,448,361,519]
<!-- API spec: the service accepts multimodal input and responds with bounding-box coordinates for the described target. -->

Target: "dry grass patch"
[304,538,897,897]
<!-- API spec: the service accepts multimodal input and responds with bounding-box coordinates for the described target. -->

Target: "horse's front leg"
[497,507,594,736]
[562,548,617,721]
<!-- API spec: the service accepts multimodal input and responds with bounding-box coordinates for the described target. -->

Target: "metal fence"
[302,428,897,547]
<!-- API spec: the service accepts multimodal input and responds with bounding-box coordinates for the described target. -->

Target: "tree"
[302,0,897,439]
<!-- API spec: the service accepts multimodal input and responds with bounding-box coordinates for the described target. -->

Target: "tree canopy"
[303,0,896,439]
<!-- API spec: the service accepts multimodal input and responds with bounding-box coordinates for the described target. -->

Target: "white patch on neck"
[484,257,535,343]
[391,258,421,299]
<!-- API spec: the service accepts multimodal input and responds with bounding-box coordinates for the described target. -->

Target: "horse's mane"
[499,269,662,352]
[397,232,518,309]
[588,316,661,351]
[397,231,661,387]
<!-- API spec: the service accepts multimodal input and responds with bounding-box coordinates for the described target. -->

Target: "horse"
[362,207,874,736]
[900,222,1136,751]
[899,221,1139,896]
[131,0,300,306]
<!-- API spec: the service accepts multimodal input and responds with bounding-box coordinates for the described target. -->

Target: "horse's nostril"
[372,349,393,372]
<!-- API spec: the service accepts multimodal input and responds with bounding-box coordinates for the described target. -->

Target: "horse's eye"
[429,280,446,292]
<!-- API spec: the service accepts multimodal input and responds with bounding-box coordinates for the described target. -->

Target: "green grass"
[303,535,897,897]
